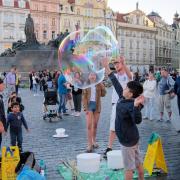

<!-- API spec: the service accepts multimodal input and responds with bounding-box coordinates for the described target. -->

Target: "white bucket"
[107,150,124,169]
[77,153,100,173]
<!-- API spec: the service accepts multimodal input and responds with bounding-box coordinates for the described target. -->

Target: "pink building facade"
[30,0,60,44]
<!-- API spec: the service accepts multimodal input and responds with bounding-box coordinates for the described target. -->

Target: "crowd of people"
[0,58,180,180]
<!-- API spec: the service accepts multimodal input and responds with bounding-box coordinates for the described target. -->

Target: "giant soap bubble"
[58,26,119,89]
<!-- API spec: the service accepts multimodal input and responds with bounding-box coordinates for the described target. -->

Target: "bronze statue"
[24,14,38,45]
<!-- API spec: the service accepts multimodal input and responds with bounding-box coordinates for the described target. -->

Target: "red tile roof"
[116,13,127,23]
[0,0,2,6]
[68,0,75,4]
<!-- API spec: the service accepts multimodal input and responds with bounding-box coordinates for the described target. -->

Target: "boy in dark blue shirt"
[6,102,29,152]
[103,58,144,180]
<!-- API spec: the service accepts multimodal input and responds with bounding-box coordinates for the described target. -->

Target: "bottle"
[39,160,46,177]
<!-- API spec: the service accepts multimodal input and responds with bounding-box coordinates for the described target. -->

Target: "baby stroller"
[43,88,59,122]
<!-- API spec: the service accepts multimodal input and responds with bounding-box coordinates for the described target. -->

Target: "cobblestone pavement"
[2,87,180,180]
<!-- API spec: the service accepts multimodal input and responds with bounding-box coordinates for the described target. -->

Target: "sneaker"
[57,113,62,119]
[157,118,163,122]
[143,116,148,119]
[103,147,112,159]
[63,112,69,116]
[166,120,171,123]
[74,112,80,117]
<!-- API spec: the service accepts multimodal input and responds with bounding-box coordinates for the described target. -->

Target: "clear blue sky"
[108,0,180,24]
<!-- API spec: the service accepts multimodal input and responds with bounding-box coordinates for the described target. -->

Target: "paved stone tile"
[2,88,180,180]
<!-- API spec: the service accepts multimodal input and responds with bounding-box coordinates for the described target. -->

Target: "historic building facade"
[30,0,60,44]
[0,0,30,53]
[148,12,174,68]
[59,0,107,33]
[116,4,156,73]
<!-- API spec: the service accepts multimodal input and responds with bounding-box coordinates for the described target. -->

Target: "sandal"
[86,146,93,153]
[93,143,99,149]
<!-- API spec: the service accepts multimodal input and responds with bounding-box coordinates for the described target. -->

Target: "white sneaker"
[71,112,75,116]
[74,112,80,117]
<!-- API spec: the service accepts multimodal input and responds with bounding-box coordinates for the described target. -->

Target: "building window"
[52,18,56,26]
[4,13,13,23]
[43,30,47,39]
[34,4,38,10]
[3,0,13,6]
[4,29,14,39]
[43,5,47,11]
[19,15,25,24]
[129,53,132,61]
[136,53,139,61]
[35,31,38,39]
[136,16,140,25]
[121,39,125,48]
[18,0,25,8]
[65,7,68,13]
[130,40,133,49]
[59,4,63,11]
[136,41,140,49]
[71,5,74,12]
[77,8,80,15]
[52,31,56,39]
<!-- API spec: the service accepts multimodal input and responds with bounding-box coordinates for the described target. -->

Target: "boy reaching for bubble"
[102,58,145,180]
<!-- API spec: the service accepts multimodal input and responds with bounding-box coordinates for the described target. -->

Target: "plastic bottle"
[39,160,46,177]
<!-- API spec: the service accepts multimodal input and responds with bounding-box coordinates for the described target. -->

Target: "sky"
[108,0,180,24]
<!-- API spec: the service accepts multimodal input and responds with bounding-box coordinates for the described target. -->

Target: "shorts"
[159,94,171,113]
[121,143,142,170]
[110,103,116,131]
[88,101,96,112]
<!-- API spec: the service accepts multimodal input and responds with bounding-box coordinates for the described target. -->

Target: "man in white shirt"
[104,56,133,157]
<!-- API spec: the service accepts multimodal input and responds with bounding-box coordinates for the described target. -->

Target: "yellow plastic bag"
[1,146,20,180]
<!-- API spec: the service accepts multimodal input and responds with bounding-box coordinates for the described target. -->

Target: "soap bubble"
[58,26,119,89]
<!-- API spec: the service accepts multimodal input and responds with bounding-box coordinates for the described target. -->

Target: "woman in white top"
[143,72,157,120]
[32,74,38,95]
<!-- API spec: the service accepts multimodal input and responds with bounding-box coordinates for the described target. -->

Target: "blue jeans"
[10,128,23,152]
[58,94,66,114]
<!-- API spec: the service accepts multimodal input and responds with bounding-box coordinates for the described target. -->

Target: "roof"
[148,11,161,18]
[116,13,129,23]
[68,0,75,4]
